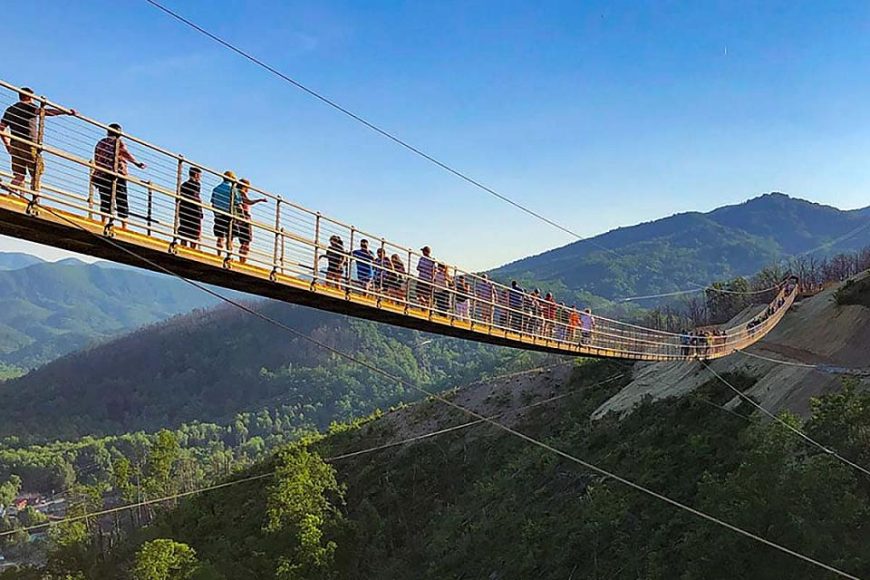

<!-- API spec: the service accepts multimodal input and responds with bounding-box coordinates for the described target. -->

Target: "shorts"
[178,205,202,240]
[9,141,41,178]
[233,220,252,244]
[213,213,230,238]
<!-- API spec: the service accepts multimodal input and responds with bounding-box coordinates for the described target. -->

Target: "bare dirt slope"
[593,275,870,420]
[381,363,577,441]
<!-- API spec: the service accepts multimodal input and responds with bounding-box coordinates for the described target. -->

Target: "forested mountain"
[0,301,542,442]
[492,193,870,301]
[51,359,870,580]
[0,258,218,373]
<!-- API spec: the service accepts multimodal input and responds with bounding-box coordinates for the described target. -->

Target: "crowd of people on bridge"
[319,235,600,346]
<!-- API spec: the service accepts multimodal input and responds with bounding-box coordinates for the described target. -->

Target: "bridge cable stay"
[0,81,796,361]
[141,0,781,301]
[0,195,859,580]
[700,360,870,479]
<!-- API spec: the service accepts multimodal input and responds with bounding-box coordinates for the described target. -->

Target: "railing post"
[272,197,282,275]
[346,226,355,297]
[377,238,386,305]
[279,228,286,275]
[172,157,183,241]
[450,265,458,324]
[311,213,321,287]
[405,249,413,313]
[225,178,235,260]
[145,181,153,237]
[87,166,95,221]
[32,99,47,202]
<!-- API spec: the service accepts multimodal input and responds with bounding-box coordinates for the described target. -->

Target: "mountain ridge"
[492,192,870,300]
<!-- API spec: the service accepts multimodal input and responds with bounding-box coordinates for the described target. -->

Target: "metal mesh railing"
[0,79,797,361]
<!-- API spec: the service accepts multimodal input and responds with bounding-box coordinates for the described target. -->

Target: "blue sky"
[2,0,870,269]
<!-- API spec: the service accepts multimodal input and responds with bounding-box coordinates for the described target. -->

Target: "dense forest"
[0,301,545,442]
[5,359,870,579]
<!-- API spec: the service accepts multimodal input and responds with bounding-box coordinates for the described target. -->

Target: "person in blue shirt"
[211,170,236,256]
[352,239,375,292]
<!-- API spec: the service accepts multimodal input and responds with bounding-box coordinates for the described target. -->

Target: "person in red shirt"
[543,292,557,337]
[92,123,146,227]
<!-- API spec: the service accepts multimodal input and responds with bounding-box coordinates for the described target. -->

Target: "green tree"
[680,414,868,579]
[144,430,180,499]
[265,447,344,580]
[0,475,21,507]
[111,457,135,501]
[131,539,200,580]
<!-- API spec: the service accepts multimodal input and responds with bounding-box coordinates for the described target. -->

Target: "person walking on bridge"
[178,167,203,249]
[543,292,557,337]
[321,235,347,288]
[474,274,495,323]
[1,87,75,194]
[509,281,524,332]
[93,123,146,228]
[416,246,435,307]
[454,275,470,319]
[234,178,266,264]
[568,306,581,342]
[352,239,375,292]
[389,253,406,300]
[580,308,595,346]
[211,171,236,256]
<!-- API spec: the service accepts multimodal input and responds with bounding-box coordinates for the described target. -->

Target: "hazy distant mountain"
[492,193,870,301]
[0,252,45,270]
[0,260,219,372]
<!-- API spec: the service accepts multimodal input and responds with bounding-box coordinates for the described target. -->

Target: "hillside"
[492,193,870,300]
[79,274,870,579]
[0,258,219,373]
[594,272,870,418]
[0,300,544,442]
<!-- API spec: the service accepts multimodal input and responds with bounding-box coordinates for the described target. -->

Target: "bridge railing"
[0,80,794,360]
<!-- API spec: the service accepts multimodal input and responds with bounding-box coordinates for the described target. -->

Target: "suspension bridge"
[0,79,796,361]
